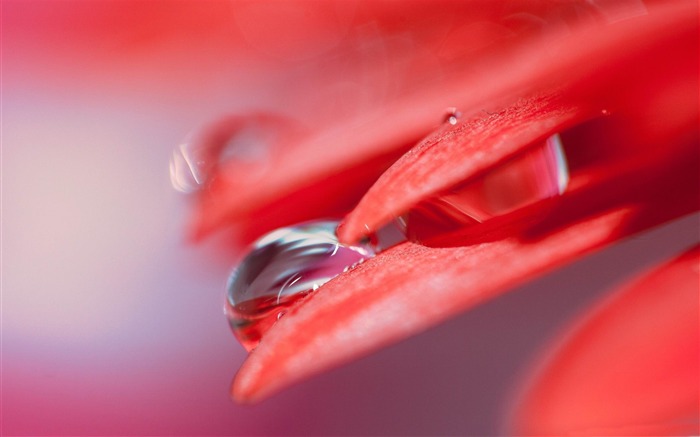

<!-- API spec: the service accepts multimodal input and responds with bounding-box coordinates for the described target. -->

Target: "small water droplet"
[601,109,610,116]
[225,220,375,351]
[404,134,569,242]
[443,107,462,125]
[169,114,295,193]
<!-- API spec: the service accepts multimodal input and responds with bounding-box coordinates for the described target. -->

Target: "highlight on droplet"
[225,220,375,351]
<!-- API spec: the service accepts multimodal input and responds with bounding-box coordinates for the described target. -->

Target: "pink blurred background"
[2,1,697,435]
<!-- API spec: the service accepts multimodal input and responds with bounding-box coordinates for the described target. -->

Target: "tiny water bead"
[226,220,376,351]
[443,107,462,125]
[403,134,570,242]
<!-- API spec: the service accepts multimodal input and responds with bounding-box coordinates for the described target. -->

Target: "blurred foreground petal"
[509,246,700,435]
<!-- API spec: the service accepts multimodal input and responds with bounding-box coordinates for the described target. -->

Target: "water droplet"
[169,114,295,193]
[443,107,462,125]
[225,220,375,351]
[404,134,569,242]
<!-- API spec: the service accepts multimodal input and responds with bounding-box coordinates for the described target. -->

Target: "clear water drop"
[169,114,294,193]
[225,220,375,351]
[404,134,569,241]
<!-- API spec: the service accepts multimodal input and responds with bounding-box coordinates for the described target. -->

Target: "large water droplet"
[404,134,569,242]
[225,220,375,351]
[169,114,293,193]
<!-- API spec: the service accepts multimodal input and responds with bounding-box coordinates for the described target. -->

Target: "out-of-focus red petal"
[190,125,418,243]
[193,2,696,242]
[339,3,697,243]
[509,246,700,435]
[232,199,696,402]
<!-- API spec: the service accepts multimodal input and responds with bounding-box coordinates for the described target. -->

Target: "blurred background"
[2,1,697,435]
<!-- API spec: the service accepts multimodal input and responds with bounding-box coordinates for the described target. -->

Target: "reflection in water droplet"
[225,220,375,351]
[404,134,569,242]
[169,114,291,193]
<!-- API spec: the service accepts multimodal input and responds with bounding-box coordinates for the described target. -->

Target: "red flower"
[185,1,698,433]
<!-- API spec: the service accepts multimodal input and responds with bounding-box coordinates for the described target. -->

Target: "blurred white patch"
[587,0,648,23]
[3,98,171,342]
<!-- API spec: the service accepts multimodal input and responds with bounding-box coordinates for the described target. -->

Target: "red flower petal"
[416,111,698,247]
[189,112,423,243]
[230,3,698,402]
[192,2,696,243]
[509,246,700,435]
[339,3,697,243]
[232,204,695,403]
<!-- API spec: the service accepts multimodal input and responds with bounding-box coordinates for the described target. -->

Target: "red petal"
[189,113,424,242]
[189,1,519,241]
[421,115,699,247]
[231,3,699,402]
[193,2,696,242]
[232,204,695,402]
[339,3,698,243]
[509,246,700,435]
